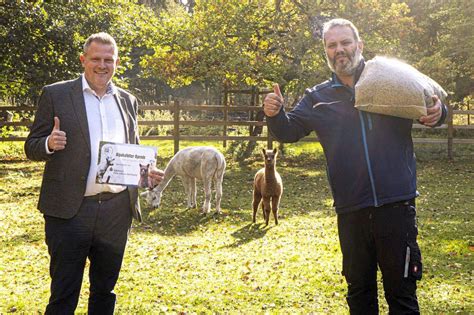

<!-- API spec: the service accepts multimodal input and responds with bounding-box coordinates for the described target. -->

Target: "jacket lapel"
[70,77,91,151]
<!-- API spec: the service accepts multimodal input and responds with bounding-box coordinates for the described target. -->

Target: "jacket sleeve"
[24,87,55,161]
[266,93,314,143]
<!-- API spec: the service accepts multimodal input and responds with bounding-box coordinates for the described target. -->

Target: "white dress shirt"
[82,75,127,196]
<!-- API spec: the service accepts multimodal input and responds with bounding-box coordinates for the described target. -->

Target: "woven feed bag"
[355,56,447,119]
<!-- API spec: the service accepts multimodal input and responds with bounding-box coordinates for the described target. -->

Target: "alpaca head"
[262,148,278,168]
[139,163,150,176]
[140,188,163,208]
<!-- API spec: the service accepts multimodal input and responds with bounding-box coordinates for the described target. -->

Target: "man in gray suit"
[25,32,164,314]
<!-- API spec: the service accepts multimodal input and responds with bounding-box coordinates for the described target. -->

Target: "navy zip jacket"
[267,61,447,214]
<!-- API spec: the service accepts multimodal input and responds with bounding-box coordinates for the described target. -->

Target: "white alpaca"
[142,146,226,213]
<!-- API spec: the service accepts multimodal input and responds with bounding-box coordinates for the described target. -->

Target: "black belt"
[382,198,415,208]
[84,190,126,202]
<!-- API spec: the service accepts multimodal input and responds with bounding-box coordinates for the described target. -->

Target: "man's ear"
[358,40,364,53]
[79,54,85,67]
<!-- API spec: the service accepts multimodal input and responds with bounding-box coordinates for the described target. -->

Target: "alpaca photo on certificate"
[138,163,150,188]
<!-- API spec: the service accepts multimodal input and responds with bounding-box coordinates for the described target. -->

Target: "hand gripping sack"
[355,56,447,119]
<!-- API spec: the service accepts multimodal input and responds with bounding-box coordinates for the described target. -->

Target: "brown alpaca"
[252,148,283,226]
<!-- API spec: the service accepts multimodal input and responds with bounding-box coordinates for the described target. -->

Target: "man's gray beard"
[327,48,362,77]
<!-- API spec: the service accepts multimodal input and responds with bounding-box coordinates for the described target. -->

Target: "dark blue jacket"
[267,61,447,214]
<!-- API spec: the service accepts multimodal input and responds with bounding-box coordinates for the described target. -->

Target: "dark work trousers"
[337,200,422,315]
[44,190,132,315]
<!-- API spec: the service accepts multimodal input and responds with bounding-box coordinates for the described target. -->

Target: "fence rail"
[1,101,473,158]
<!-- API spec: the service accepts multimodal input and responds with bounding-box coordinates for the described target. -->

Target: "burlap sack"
[355,56,447,119]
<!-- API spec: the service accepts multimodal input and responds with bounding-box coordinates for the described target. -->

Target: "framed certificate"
[95,141,157,188]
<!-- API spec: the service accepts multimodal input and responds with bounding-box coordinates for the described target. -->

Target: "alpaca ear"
[273,148,278,154]
[262,148,266,156]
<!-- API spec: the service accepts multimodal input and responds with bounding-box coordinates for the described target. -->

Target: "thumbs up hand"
[263,83,284,117]
[47,117,67,151]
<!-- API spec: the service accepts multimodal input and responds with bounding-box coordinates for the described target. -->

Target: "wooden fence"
[1,101,473,159]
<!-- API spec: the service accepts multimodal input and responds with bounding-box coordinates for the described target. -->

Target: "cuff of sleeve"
[434,102,448,127]
[265,107,285,121]
[45,136,54,154]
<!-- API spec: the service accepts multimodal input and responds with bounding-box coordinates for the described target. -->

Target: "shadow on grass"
[0,158,29,164]
[5,232,43,245]
[137,207,224,236]
[226,222,272,248]
[134,162,334,237]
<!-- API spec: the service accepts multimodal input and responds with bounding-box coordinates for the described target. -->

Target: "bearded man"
[263,18,447,314]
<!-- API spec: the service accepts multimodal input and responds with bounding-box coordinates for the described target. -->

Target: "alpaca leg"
[190,177,197,208]
[252,189,262,223]
[262,197,272,226]
[215,159,225,214]
[202,179,212,213]
[182,177,193,209]
[271,195,280,225]
[215,179,223,214]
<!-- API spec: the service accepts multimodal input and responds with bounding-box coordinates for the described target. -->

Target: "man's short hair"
[83,32,118,56]
[322,18,361,44]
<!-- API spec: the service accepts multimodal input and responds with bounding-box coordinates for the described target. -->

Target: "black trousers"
[44,190,132,315]
[337,200,422,315]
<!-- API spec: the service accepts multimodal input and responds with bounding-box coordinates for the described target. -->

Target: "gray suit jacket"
[25,77,142,222]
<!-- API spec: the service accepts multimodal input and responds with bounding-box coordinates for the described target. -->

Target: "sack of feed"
[354,56,447,119]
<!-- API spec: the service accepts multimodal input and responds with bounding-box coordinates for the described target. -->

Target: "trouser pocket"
[405,241,423,281]
[405,205,422,281]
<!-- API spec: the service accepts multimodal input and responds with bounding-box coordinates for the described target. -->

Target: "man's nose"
[335,43,344,52]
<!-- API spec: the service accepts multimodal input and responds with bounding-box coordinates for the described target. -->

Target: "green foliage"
[141,0,419,97]
[2,0,472,105]
[142,0,322,93]
[1,1,161,102]
[405,0,474,101]
[1,141,473,313]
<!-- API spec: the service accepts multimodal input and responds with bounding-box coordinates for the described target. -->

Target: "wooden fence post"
[267,129,273,149]
[173,100,180,154]
[447,104,454,159]
[250,86,256,135]
[468,101,471,125]
[223,86,228,148]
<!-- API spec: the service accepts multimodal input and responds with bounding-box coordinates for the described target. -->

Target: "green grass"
[0,141,473,314]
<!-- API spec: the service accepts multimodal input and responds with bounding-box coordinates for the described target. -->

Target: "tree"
[405,0,473,102]
[1,0,160,103]
[141,0,416,99]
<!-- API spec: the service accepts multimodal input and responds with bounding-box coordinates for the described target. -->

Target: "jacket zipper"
[358,111,379,206]
[346,86,378,206]
[367,113,373,130]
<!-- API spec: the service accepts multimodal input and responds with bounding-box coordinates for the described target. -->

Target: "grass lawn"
[0,141,472,314]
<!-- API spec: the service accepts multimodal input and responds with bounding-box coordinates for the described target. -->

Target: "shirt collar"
[81,74,117,96]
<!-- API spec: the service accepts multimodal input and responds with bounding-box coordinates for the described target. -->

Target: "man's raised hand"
[263,83,284,117]
[47,117,67,151]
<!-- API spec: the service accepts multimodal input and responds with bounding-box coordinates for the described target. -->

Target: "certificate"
[95,141,157,188]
